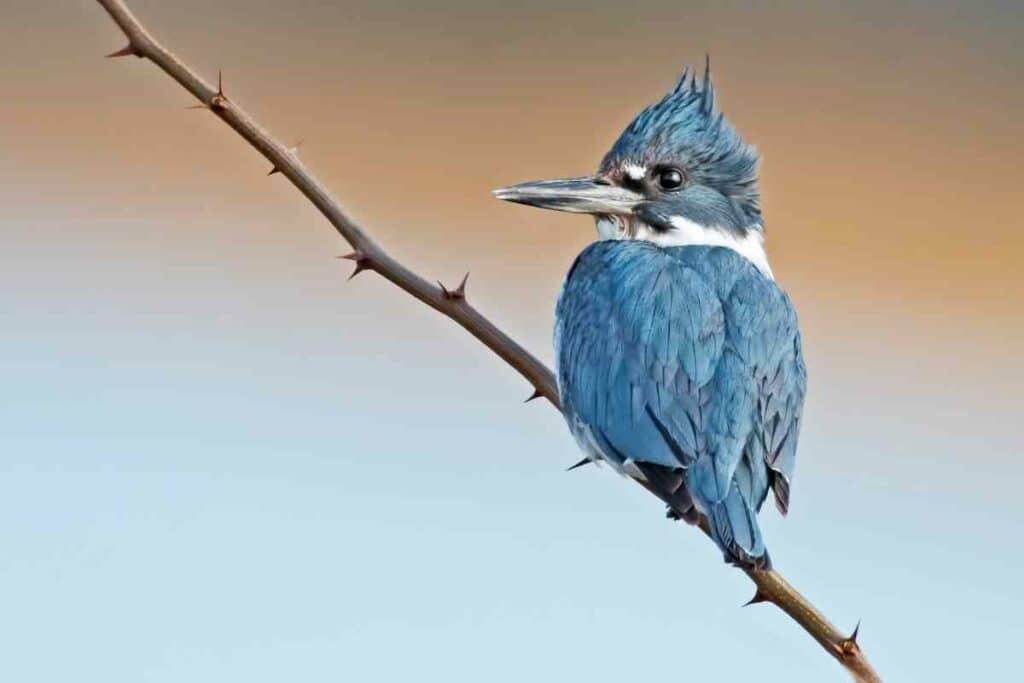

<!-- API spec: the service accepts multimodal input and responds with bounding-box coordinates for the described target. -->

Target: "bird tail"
[705,481,771,570]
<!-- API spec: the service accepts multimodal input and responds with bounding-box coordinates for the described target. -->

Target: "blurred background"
[2,1,1022,680]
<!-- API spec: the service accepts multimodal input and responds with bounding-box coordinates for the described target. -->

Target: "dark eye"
[657,168,684,191]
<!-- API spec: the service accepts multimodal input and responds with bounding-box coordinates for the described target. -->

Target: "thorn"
[524,388,543,403]
[742,590,769,607]
[339,251,371,280]
[105,44,139,59]
[566,457,591,471]
[439,272,469,300]
[186,103,209,110]
[210,70,227,109]
[268,140,303,177]
[839,620,861,657]
[454,271,469,298]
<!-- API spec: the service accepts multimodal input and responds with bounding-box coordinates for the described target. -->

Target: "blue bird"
[494,59,806,569]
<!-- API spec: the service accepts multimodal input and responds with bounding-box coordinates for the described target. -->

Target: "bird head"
[494,58,767,266]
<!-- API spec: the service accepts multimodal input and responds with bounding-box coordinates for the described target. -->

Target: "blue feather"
[555,241,806,568]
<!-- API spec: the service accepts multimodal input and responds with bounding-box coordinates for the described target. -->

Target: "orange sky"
[4,2,1022,340]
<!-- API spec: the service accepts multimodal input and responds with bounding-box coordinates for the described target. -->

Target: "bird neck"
[595,216,773,279]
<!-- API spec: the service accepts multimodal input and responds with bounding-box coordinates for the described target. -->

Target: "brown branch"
[91,2,881,680]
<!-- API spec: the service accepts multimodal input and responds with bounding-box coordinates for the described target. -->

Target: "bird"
[493,58,806,570]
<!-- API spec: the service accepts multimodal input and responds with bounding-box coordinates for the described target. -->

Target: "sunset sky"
[2,1,1022,681]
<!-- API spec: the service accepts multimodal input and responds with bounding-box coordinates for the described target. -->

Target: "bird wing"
[556,241,806,517]
[555,240,726,478]
[670,246,807,515]
[738,284,806,515]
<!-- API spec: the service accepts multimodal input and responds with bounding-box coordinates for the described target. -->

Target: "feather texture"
[555,241,806,568]
[601,61,762,230]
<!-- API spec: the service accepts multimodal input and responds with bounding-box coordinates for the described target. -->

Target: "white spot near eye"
[623,163,646,181]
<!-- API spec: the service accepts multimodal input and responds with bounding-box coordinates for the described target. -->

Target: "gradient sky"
[2,1,1022,681]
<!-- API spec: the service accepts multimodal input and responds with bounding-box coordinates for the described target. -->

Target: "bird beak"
[492,176,642,215]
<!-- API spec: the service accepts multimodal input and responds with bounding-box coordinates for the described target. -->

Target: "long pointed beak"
[492,176,642,215]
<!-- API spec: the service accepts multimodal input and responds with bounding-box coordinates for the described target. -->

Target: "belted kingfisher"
[494,60,806,570]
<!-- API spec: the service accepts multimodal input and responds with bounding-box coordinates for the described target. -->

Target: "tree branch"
[91,2,881,680]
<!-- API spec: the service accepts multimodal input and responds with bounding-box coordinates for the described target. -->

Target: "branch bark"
[92,2,882,680]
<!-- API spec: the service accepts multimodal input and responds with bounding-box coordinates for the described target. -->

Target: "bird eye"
[657,168,684,191]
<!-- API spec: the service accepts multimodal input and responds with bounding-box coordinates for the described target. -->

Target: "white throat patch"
[595,215,774,279]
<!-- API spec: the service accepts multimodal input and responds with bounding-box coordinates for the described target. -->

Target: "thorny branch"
[92,2,882,680]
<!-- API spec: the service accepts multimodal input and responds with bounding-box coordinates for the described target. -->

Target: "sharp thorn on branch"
[524,388,543,403]
[105,44,139,59]
[439,272,469,301]
[742,590,770,607]
[186,103,210,110]
[269,141,302,175]
[454,271,469,298]
[210,70,227,109]
[566,457,592,471]
[339,251,371,280]
[838,620,862,657]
